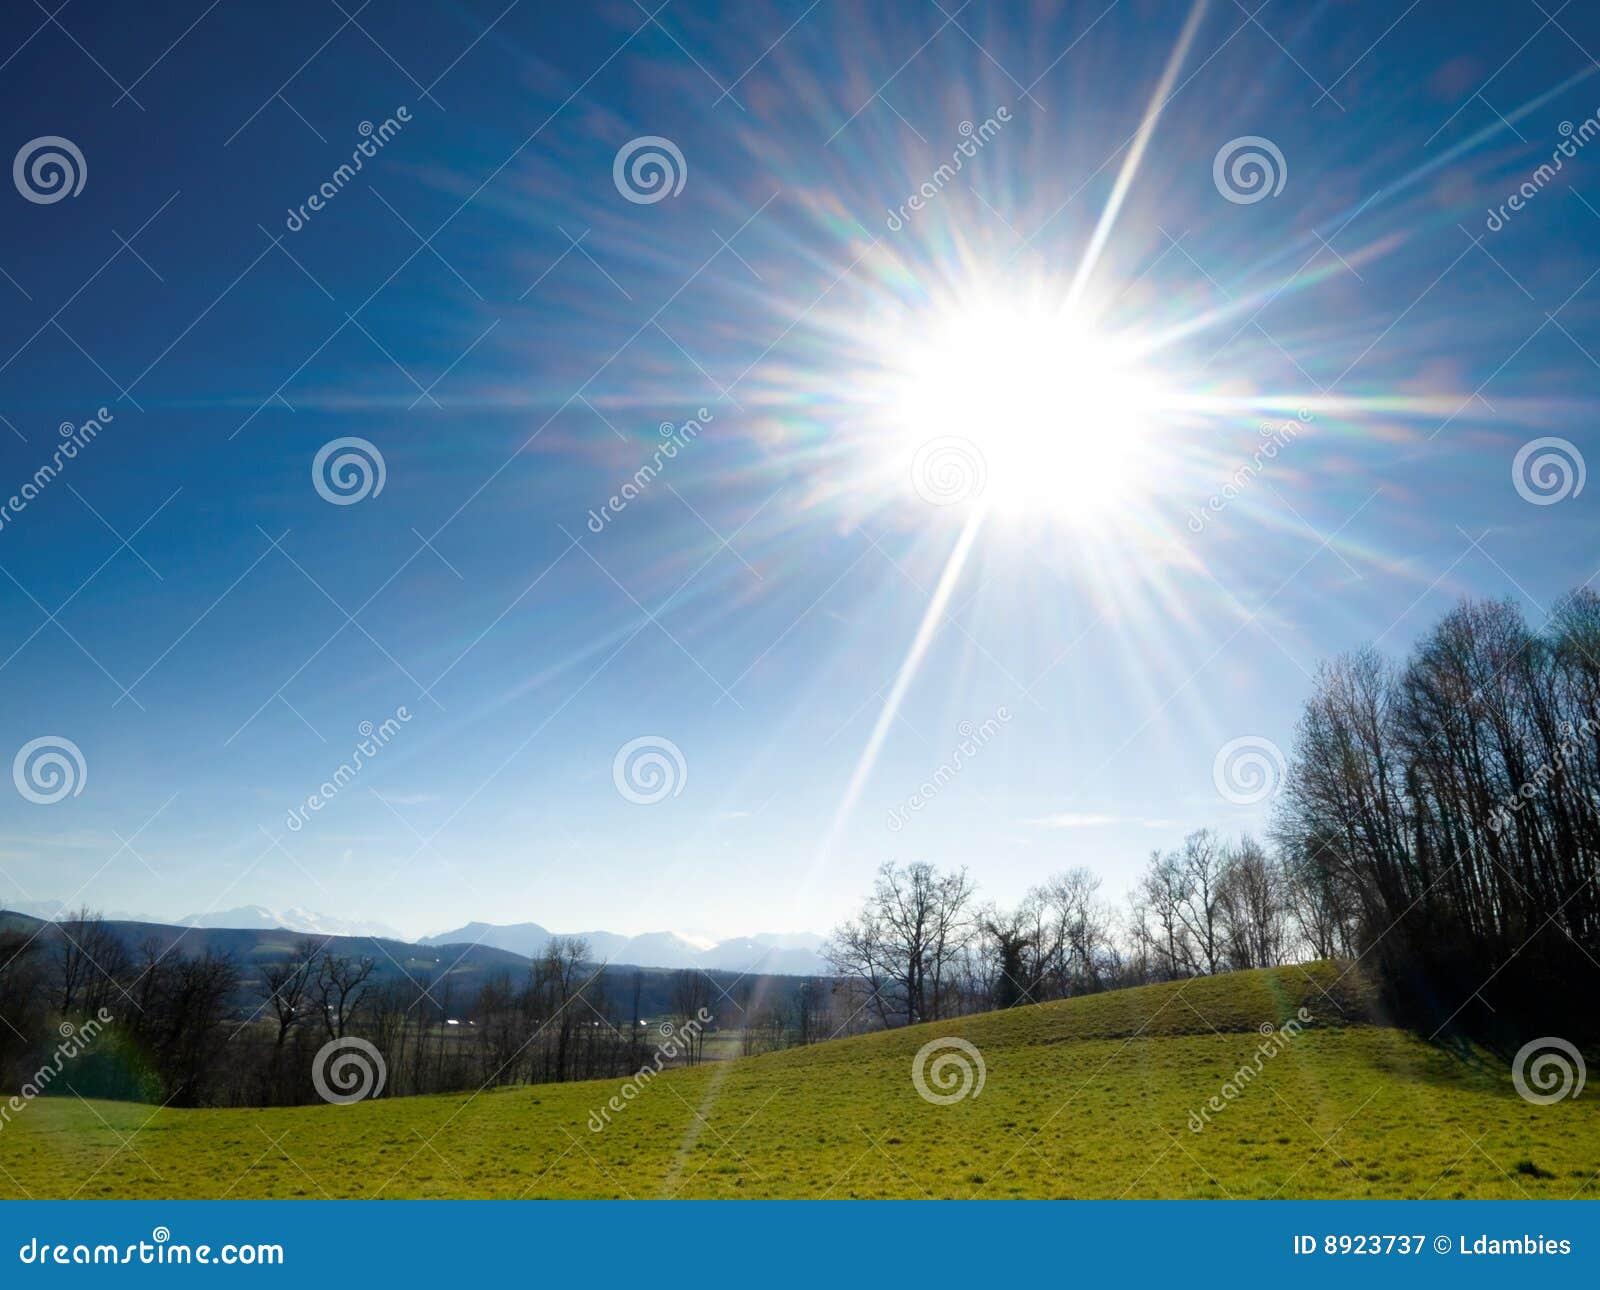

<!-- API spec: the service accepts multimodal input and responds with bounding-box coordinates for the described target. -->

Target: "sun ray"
[819,505,987,867]
[1064,0,1209,314]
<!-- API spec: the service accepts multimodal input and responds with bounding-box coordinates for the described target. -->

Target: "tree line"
[822,831,1336,1026]
[0,916,848,1108]
[1275,588,1600,1045]
[824,591,1600,1048]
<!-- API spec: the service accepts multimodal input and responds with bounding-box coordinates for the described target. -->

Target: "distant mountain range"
[418,922,829,976]
[0,909,824,1023]
[8,902,829,975]
[9,901,406,942]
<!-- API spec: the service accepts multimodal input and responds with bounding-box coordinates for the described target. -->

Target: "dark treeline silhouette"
[0,915,239,1107]
[1276,589,1600,1046]
[0,915,838,1108]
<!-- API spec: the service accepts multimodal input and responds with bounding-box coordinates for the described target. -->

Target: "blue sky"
[0,0,1596,941]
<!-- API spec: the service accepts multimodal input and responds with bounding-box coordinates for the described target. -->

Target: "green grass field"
[2,963,1595,1199]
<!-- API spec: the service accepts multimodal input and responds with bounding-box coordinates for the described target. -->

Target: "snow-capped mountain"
[420,922,828,975]
[8,900,826,974]
[7,899,160,925]
[177,905,406,940]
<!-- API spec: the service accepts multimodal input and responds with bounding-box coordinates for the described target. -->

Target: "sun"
[885,295,1170,520]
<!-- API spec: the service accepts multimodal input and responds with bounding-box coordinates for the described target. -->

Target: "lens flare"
[884,296,1171,522]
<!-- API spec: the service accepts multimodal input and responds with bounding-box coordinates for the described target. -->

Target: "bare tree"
[53,908,128,1016]
[1173,830,1227,975]
[0,930,46,1083]
[130,950,239,1106]
[1042,867,1113,994]
[1277,591,1600,1040]
[791,980,818,1046]
[825,862,976,1024]
[312,952,376,1039]
[1276,832,1357,960]
[670,970,713,1063]
[1137,851,1196,979]
[259,938,318,1049]
[1217,836,1285,969]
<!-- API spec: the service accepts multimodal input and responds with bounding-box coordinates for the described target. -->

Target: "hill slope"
[2,964,1595,1199]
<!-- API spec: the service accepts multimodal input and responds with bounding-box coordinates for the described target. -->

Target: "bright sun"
[887,297,1168,520]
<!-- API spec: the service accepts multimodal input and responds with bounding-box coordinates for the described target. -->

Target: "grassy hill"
[2,963,1595,1199]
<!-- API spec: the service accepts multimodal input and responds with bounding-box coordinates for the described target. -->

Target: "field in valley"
[1,963,1595,1200]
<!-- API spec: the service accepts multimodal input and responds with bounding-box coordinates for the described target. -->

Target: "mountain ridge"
[6,902,829,975]
[418,920,829,975]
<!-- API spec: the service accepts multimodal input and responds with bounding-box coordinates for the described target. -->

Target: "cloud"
[375,792,437,806]
[1024,813,1179,830]
[1024,813,1121,829]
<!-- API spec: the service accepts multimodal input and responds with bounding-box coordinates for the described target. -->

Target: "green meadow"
[2,964,1595,1199]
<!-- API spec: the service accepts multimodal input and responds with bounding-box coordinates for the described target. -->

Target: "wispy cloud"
[1023,813,1179,830]
[375,792,438,806]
